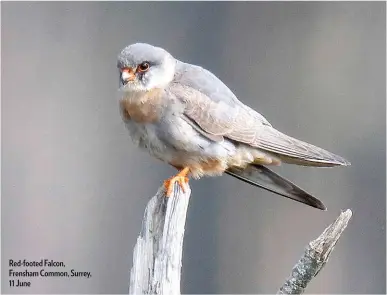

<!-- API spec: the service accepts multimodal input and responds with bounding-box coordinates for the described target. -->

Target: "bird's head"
[117,43,176,92]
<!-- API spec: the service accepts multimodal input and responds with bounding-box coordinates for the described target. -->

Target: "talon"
[163,176,189,196]
[163,167,190,197]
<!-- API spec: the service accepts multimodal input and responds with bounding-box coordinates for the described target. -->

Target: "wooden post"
[129,183,191,295]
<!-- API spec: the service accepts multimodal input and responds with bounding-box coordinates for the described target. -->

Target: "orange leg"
[163,167,190,197]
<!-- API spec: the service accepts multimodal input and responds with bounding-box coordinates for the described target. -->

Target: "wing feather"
[171,62,350,166]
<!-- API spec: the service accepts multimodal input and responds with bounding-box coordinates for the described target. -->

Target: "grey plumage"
[171,62,350,166]
[117,43,350,210]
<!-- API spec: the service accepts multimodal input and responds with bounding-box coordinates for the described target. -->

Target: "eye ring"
[137,62,150,72]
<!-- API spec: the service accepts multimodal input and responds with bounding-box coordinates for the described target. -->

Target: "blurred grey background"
[1,2,385,294]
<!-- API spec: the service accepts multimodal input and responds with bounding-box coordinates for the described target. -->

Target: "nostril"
[121,68,135,82]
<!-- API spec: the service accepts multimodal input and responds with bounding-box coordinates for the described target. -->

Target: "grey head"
[117,43,176,92]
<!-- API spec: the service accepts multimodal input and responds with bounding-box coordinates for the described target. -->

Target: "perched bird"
[117,43,350,210]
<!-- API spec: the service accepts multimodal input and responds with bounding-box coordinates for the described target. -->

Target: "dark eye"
[137,62,150,72]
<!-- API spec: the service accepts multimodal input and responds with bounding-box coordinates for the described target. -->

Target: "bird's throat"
[120,89,163,123]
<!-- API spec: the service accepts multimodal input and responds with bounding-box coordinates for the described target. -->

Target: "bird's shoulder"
[171,61,272,126]
[172,61,240,105]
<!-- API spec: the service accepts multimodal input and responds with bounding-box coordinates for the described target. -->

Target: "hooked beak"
[120,68,136,85]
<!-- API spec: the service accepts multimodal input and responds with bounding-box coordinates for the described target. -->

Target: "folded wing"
[172,62,350,166]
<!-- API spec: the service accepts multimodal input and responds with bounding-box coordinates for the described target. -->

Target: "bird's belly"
[124,117,237,178]
[124,117,281,179]
[124,120,170,161]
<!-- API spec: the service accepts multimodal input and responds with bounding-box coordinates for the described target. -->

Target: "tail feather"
[226,164,326,210]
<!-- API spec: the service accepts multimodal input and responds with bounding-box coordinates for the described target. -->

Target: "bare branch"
[129,183,191,295]
[277,209,353,294]
[128,180,352,295]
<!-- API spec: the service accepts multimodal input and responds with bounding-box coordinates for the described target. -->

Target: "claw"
[163,167,190,197]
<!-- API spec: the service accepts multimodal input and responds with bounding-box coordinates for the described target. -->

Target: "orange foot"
[163,167,190,197]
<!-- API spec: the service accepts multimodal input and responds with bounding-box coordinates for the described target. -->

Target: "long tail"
[226,164,326,210]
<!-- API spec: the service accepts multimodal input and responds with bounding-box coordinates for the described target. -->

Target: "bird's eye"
[137,62,150,72]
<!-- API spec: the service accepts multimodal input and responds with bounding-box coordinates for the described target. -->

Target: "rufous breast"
[120,89,163,123]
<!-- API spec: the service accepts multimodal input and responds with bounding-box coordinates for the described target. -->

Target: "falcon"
[117,43,350,210]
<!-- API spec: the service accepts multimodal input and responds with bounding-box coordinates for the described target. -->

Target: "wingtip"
[339,157,351,167]
[331,153,351,167]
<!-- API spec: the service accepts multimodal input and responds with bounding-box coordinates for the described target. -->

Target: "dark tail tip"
[226,165,327,210]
